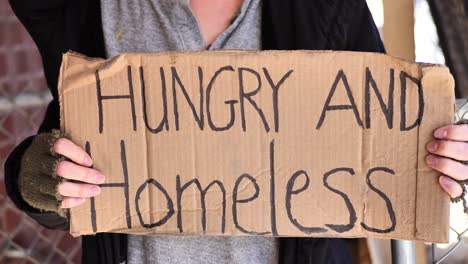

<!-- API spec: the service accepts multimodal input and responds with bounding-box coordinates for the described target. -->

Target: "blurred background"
[0,0,466,263]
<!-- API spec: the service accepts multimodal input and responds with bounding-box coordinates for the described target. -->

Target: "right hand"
[53,138,105,209]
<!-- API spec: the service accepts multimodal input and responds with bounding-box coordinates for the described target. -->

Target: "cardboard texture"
[58,50,454,242]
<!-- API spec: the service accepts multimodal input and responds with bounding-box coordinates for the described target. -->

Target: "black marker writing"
[95,66,137,134]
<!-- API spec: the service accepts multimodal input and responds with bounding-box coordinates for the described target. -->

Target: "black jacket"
[5,0,385,263]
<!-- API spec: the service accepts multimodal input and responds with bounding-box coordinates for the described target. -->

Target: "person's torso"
[99,1,278,263]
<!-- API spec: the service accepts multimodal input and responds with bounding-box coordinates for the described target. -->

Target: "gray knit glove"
[18,129,69,217]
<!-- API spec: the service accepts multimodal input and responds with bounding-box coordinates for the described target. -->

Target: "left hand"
[426,124,468,199]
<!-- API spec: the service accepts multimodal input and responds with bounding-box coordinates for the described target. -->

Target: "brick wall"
[0,0,82,263]
[0,0,47,96]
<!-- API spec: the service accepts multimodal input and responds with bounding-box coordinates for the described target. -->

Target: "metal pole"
[391,239,416,264]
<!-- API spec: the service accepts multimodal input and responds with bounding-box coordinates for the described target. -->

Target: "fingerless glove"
[18,129,68,217]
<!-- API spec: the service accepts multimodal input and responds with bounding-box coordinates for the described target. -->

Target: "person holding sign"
[4,0,466,264]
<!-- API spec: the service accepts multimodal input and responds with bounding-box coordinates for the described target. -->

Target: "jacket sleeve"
[4,0,69,230]
[8,0,69,100]
[4,130,69,230]
[346,0,386,53]
[8,0,67,11]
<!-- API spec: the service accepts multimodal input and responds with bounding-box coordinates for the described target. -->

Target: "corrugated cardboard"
[58,50,454,242]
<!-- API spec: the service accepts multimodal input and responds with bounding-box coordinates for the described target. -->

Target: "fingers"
[58,181,102,209]
[57,181,101,198]
[439,176,463,199]
[426,140,468,161]
[61,197,86,209]
[426,155,468,181]
[53,139,103,209]
[434,125,468,141]
[53,138,93,167]
[56,161,105,184]
[426,137,467,198]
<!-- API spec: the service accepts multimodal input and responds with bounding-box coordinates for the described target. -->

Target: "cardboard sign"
[59,51,454,242]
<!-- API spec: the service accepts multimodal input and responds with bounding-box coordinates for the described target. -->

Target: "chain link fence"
[0,91,82,263]
[1,0,82,261]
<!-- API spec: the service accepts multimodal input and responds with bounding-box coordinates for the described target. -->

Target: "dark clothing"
[5,0,385,263]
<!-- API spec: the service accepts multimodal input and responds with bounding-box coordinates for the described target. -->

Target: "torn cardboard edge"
[59,50,454,243]
[415,66,454,241]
